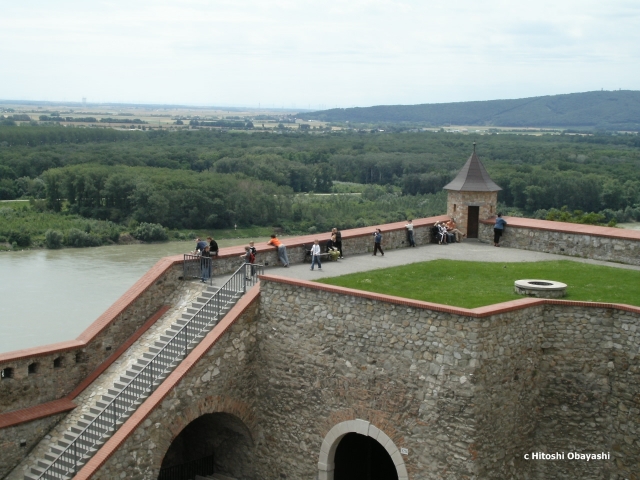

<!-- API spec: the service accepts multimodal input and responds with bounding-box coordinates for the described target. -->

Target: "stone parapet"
[26,276,640,480]
[479,217,640,265]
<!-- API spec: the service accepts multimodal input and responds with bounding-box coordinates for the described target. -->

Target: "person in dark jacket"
[207,236,219,256]
[372,229,384,256]
[494,213,507,247]
[332,228,343,258]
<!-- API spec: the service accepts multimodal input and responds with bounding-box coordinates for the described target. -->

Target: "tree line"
[1,125,639,238]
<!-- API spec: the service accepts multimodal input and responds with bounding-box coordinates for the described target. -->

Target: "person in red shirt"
[268,234,289,267]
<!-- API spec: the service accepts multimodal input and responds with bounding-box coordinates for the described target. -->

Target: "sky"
[1,0,639,109]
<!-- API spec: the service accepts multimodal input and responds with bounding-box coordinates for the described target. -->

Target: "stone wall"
[479,220,640,266]
[74,278,640,479]
[253,279,479,479]
[447,191,498,236]
[89,296,261,480]
[184,220,439,278]
[0,262,183,414]
[0,412,68,479]
[532,306,640,479]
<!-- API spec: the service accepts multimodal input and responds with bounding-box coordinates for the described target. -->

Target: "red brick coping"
[481,216,640,241]
[74,285,261,480]
[259,274,640,318]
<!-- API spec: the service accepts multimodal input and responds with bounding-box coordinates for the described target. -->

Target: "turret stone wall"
[447,191,498,236]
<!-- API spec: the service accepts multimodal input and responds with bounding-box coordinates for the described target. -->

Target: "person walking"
[310,239,322,271]
[405,219,416,247]
[494,213,507,247]
[372,228,384,256]
[332,228,344,258]
[268,234,289,267]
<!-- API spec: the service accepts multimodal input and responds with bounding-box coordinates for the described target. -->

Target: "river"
[0,238,266,353]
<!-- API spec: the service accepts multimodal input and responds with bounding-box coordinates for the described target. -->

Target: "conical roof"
[443,144,502,192]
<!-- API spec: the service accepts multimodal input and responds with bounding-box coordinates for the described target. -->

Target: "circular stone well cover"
[514,279,567,298]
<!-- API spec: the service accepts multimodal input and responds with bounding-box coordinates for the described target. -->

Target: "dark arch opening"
[334,432,398,480]
[159,412,253,480]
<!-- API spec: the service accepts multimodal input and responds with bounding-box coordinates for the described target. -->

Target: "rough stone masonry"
[89,278,639,480]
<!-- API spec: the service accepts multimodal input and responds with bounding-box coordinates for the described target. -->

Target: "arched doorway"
[158,412,253,480]
[334,432,398,480]
[318,419,409,480]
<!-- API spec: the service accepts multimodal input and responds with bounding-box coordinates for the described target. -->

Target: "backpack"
[249,251,256,264]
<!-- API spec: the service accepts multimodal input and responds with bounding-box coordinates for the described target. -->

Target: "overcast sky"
[1,0,639,109]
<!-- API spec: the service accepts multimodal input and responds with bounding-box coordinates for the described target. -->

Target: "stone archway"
[159,412,253,479]
[154,396,258,479]
[318,419,409,480]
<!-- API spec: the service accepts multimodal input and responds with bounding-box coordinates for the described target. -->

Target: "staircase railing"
[35,263,263,479]
[183,253,214,284]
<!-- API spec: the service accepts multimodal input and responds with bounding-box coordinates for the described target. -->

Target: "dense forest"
[1,125,639,249]
[298,90,640,131]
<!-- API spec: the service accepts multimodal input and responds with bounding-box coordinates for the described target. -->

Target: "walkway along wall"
[74,277,639,480]
[479,217,640,266]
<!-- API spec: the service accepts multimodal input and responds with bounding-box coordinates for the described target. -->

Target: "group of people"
[311,228,344,271]
[192,214,508,280]
[434,218,465,245]
[194,236,219,282]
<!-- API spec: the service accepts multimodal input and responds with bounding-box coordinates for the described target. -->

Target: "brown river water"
[0,238,267,353]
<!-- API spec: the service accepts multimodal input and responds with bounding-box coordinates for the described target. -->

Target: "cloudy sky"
[1,0,639,108]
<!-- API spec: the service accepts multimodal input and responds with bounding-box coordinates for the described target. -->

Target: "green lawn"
[317,260,640,308]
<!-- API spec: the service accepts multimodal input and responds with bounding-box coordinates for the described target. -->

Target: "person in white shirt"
[405,219,415,247]
[310,239,322,271]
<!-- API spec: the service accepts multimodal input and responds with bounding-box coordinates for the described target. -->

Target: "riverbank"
[0,201,278,252]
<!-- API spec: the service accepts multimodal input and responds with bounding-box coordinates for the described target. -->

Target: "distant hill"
[298,90,640,130]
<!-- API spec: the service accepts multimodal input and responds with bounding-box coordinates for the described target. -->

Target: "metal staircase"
[24,263,262,480]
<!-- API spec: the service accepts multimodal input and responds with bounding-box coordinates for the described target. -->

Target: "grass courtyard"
[317,260,640,309]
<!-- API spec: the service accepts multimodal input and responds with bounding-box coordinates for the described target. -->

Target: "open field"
[317,259,640,308]
[1,102,330,130]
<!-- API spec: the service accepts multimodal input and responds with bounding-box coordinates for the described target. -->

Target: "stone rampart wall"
[254,279,479,479]
[65,278,640,480]
[479,219,640,265]
[532,306,640,479]
[0,262,183,414]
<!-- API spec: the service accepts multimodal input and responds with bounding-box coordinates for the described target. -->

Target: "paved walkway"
[211,239,640,285]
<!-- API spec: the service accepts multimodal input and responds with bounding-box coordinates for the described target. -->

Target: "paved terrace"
[210,238,640,286]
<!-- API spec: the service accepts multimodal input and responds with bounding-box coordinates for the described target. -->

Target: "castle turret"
[443,143,501,238]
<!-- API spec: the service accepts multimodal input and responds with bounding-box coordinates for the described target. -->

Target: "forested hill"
[298,90,640,130]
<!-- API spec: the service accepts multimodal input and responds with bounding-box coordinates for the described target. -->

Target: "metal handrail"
[183,253,214,285]
[36,262,263,479]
